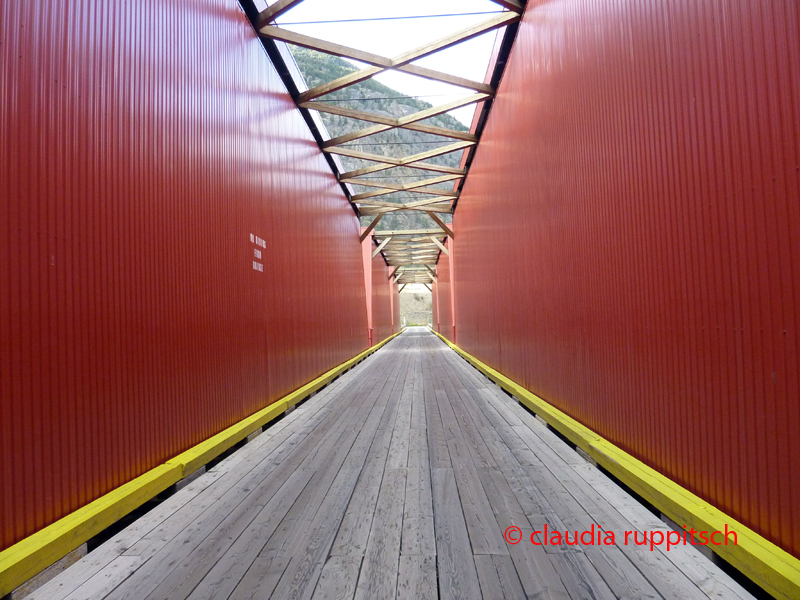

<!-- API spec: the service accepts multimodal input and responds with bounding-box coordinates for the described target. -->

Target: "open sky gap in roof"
[239,0,525,286]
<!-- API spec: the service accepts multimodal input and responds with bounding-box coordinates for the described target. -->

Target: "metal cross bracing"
[243,0,526,287]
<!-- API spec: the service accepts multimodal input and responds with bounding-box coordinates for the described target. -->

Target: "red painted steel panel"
[453,0,800,556]
[391,281,401,333]
[436,238,455,342]
[0,0,368,550]
[361,234,374,345]
[432,281,440,332]
[370,253,394,345]
[360,236,394,344]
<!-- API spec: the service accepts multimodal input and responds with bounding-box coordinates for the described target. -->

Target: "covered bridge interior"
[1,1,799,598]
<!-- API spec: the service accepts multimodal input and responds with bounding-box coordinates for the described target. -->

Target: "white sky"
[268,0,506,126]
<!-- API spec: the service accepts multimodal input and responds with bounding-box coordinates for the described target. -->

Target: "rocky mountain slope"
[289,46,467,230]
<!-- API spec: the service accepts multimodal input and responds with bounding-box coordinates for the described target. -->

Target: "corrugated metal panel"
[436,238,455,342]
[453,0,800,556]
[391,281,401,333]
[361,234,374,345]
[432,281,440,332]
[370,253,394,345]
[0,0,368,551]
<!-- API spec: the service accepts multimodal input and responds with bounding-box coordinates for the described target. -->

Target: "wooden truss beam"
[322,94,488,148]
[359,214,383,242]
[260,27,494,98]
[340,161,465,180]
[373,229,445,237]
[489,0,524,13]
[429,235,450,256]
[425,265,437,279]
[278,14,519,103]
[342,173,462,191]
[388,263,438,267]
[426,212,455,238]
[300,102,478,143]
[372,236,392,258]
[348,173,462,202]
[357,196,453,212]
[358,205,452,216]
[328,141,474,179]
[353,187,456,200]
[256,0,307,27]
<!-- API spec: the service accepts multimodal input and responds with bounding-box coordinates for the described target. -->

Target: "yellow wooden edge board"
[0,463,181,595]
[429,328,800,600]
[0,328,405,596]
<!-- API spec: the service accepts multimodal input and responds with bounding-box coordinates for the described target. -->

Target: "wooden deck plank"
[229,555,290,600]
[431,468,482,600]
[458,351,744,600]
[396,555,437,600]
[61,556,145,600]
[109,347,399,600]
[423,370,451,469]
[402,427,435,556]
[35,329,753,600]
[187,348,413,600]
[269,468,363,599]
[478,468,571,600]
[474,555,526,600]
[354,468,407,600]
[447,436,508,556]
[311,556,362,600]
[331,349,411,557]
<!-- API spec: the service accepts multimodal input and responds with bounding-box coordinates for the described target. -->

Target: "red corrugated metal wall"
[452,0,800,556]
[0,0,369,551]
[436,239,455,342]
[361,235,374,344]
[370,252,394,345]
[391,281,401,333]
[360,237,396,344]
[432,282,439,331]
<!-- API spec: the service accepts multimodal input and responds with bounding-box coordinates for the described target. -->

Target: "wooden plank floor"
[31,328,753,600]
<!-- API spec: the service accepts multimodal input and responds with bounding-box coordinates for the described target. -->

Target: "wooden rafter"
[328,141,474,175]
[299,102,478,143]
[294,13,518,102]
[372,236,392,258]
[429,235,450,256]
[425,265,437,279]
[260,27,494,97]
[489,0,524,12]
[374,229,445,237]
[426,211,455,238]
[353,187,456,202]
[358,197,454,210]
[254,4,521,260]
[358,205,452,216]
[384,254,440,259]
[348,173,462,203]
[342,173,462,191]
[322,94,489,148]
[340,161,465,180]
[359,214,383,242]
[256,0,307,27]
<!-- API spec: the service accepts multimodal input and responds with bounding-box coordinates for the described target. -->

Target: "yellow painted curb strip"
[0,463,181,595]
[0,329,405,596]
[430,328,800,600]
